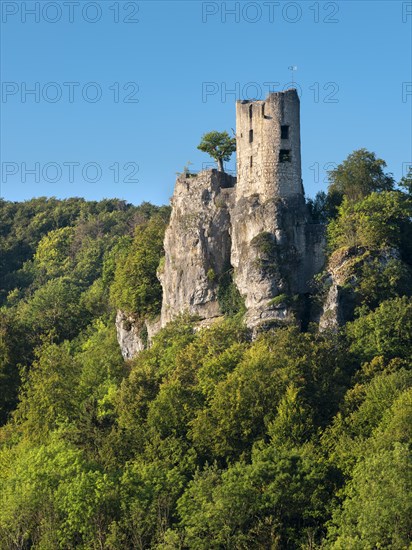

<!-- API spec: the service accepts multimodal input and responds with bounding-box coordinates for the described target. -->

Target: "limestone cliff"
[230,192,325,331]
[159,170,236,326]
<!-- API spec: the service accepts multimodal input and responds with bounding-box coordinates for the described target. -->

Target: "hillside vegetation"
[0,151,411,549]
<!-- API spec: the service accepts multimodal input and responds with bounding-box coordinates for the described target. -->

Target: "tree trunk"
[217,158,224,172]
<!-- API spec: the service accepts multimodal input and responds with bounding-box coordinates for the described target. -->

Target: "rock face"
[115,310,161,360]
[318,246,401,330]
[115,310,145,359]
[116,90,327,357]
[318,282,348,332]
[230,193,325,330]
[318,247,360,331]
[159,170,235,326]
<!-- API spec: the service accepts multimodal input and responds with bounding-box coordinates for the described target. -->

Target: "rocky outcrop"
[115,310,161,360]
[158,167,325,335]
[230,193,325,330]
[318,246,401,330]
[159,170,235,326]
[115,90,328,358]
[318,282,348,331]
[116,168,325,357]
[318,247,359,331]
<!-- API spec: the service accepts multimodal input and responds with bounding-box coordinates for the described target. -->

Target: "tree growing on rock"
[197,131,236,173]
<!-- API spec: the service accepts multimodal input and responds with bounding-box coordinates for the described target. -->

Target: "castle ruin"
[117,89,326,356]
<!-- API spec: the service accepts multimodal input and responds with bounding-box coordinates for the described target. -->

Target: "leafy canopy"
[0,157,412,548]
[197,131,236,171]
[328,148,394,204]
[110,210,170,318]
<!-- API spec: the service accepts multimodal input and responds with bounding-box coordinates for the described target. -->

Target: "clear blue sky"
[1,0,411,205]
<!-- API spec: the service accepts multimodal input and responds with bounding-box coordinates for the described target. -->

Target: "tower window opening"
[279,149,291,163]
[281,125,289,139]
[250,156,253,168]
[249,129,253,143]
[249,104,253,119]
[261,103,265,116]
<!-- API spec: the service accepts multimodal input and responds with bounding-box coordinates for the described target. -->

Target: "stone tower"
[236,88,304,200]
[231,89,324,330]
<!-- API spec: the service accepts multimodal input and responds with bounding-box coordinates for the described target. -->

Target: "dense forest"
[0,150,411,549]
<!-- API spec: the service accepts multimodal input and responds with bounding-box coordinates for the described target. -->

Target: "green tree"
[17,277,84,342]
[197,131,236,172]
[217,271,246,316]
[14,341,82,441]
[0,434,119,549]
[178,444,330,549]
[346,297,412,364]
[0,310,30,424]
[307,191,329,223]
[327,389,412,549]
[189,328,350,463]
[0,436,77,549]
[327,191,411,251]
[398,167,412,195]
[267,385,314,448]
[327,149,394,209]
[326,191,412,307]
[34,226,74,279]
[110,213,170,318]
